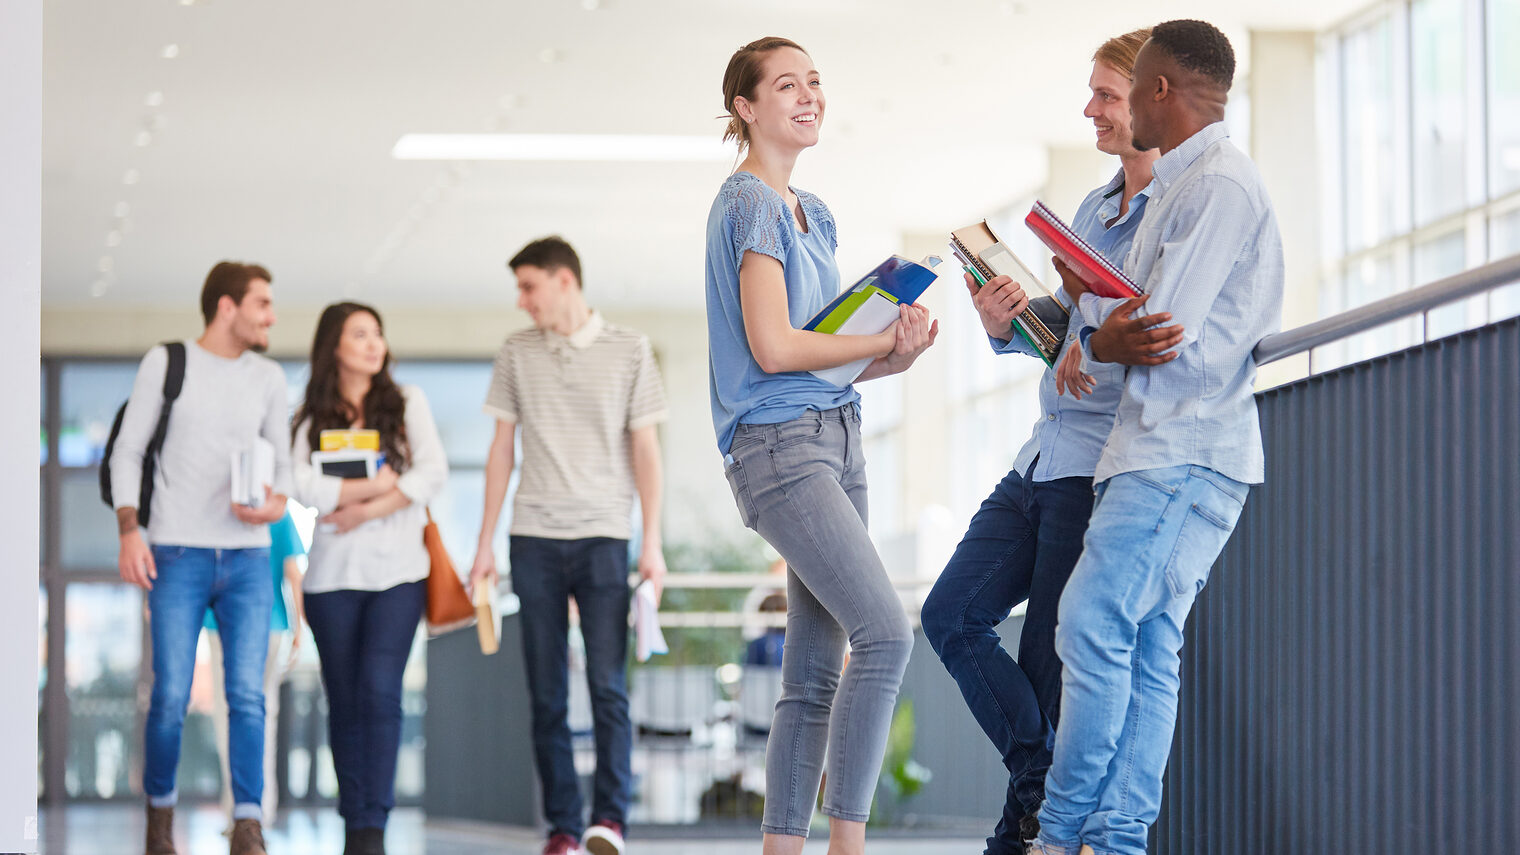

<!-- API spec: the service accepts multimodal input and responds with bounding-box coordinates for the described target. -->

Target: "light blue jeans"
[145,545,272,819]
[723,404,914,837]
[1032,465,1248,855]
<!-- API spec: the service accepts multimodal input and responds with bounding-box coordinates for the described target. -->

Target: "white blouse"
[292,385,449,593]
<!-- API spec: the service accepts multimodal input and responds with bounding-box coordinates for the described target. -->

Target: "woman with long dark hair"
[290,302,447,855]
[703,37,938,855]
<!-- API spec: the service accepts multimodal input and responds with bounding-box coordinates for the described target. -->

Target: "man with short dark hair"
[114,261,293,855]
[471,236,668,855]
[1029,20,1285,855]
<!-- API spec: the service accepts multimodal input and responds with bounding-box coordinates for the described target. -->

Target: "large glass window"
[1416,230,1473,338]
[1410,0,1468,224]
[64,584,143,799]
[1488,0,1520,197]
[1341,17,1400,252]
[1491,207,1520,320]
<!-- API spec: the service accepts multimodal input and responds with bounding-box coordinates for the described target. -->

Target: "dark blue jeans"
[511,535,633,838]
[922,465,1094,855]
[145,546,272,817]
[305,580,425,831]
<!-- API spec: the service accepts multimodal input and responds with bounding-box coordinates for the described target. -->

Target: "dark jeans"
[305,580,425,830]
[922,465,1094,855]
[511,535,633,838]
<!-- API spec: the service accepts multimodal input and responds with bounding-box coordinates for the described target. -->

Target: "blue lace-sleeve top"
[703,171,860,454]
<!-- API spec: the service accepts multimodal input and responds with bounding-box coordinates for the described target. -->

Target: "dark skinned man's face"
[1129,41,1163,152]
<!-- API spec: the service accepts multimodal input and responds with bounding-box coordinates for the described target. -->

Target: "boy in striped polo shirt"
[469,236,668,855]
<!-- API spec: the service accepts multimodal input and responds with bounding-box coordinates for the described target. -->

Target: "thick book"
[949,220,1069,367]
[803,254,941,387]
[1025,200,1141,299]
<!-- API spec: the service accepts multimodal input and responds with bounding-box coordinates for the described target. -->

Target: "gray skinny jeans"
[723,404,914,837]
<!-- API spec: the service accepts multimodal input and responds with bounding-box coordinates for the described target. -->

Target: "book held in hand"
[1025,200,1142,299]
[231,438,275,507]
[802,254,942,387]
[950,220,1069,367]
[311,449,380,479]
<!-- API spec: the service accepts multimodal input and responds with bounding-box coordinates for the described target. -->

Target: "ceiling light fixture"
[161,44,180,59]
[114,202,131,218]
[122,169,140,185]
[392,133,733,163]
[145,91,164,107]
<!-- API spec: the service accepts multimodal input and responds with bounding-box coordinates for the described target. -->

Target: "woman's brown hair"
[720,36,809,152]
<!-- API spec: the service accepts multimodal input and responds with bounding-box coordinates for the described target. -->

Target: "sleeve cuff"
[482,404,517,423]
[629,409,669,432]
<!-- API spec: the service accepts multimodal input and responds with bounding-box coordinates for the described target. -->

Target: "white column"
[1,0,42,850]
[1250,30,1321,385]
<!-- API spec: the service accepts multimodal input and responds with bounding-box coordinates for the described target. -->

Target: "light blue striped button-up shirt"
[994,169,1153,481]
[1076,121,1284,486]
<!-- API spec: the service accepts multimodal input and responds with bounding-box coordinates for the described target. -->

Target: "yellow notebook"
[319,429,380,452]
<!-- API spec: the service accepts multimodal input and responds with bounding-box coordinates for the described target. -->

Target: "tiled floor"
[40,804,987,853]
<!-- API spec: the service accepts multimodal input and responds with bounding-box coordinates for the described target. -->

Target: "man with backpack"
[109,261,293,855]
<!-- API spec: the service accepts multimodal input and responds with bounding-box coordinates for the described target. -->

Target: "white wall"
[3,0,42,849]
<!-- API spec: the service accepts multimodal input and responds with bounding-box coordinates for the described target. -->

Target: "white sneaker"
[582,821,625,855]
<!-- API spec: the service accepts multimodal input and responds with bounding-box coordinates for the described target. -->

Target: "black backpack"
[100,341,187,528]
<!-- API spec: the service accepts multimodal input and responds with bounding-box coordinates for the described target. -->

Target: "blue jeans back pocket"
[1162,480,1245,600]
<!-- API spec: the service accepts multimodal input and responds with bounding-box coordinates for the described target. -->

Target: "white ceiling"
[42,0,1366,311]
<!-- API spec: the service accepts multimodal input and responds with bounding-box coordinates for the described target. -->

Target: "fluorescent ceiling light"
[392,133,734,163]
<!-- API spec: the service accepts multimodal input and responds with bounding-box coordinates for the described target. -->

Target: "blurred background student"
[205,509,306,830]
[290,302,448,855]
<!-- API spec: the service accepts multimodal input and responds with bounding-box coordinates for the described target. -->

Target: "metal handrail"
[1253,253,1520,366]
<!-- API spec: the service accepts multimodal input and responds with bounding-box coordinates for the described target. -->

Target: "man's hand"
[1054,342,1096,399]
[118,529,156,590]
[1052,257,1089,304]
[638,544,668,606]
[234,487,288,525]
[469,548,498,599]
[319,500,372,533]
[965,272,1029,340]
[1088,295,1184,366]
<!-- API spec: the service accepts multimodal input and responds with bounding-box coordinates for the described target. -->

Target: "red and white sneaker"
[542,832,584,855]
[582,820,625,855]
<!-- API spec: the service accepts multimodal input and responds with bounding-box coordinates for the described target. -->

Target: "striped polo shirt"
[483,311,669,541]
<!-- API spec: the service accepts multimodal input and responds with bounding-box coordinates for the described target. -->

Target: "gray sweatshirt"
[110,340,294,549]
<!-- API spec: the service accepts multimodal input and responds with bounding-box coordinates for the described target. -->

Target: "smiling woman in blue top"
[703,36,938,855]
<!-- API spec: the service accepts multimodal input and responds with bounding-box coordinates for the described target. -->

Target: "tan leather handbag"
[424,509,476,636]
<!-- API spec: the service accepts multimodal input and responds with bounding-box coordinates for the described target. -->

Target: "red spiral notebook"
[1025,200,1142,299]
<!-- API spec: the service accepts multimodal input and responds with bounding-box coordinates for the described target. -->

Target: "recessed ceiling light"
[122,169,140,185]
[145,91,164,108]
[537,48,563,64]
[114,202,131,218]
[97,256,114,273]
[392,133,733,163]
[106,231,123,247]
[90,280,110,298]
[497,94,522,111]
[581,0,601,9]
[135,130,153,147]
[161,44,180,59]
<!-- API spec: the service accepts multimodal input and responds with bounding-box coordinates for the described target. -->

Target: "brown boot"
[144,803,176,855]
[229,818,267,855]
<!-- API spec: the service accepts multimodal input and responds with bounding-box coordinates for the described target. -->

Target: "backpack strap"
[161,341,186,401]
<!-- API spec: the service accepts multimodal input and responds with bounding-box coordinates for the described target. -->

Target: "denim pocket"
[771,416,825,450]
[724,457,758,530]
[1162,484,1244,600]
[151,545,187,563]
[1128,468,1187,533]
